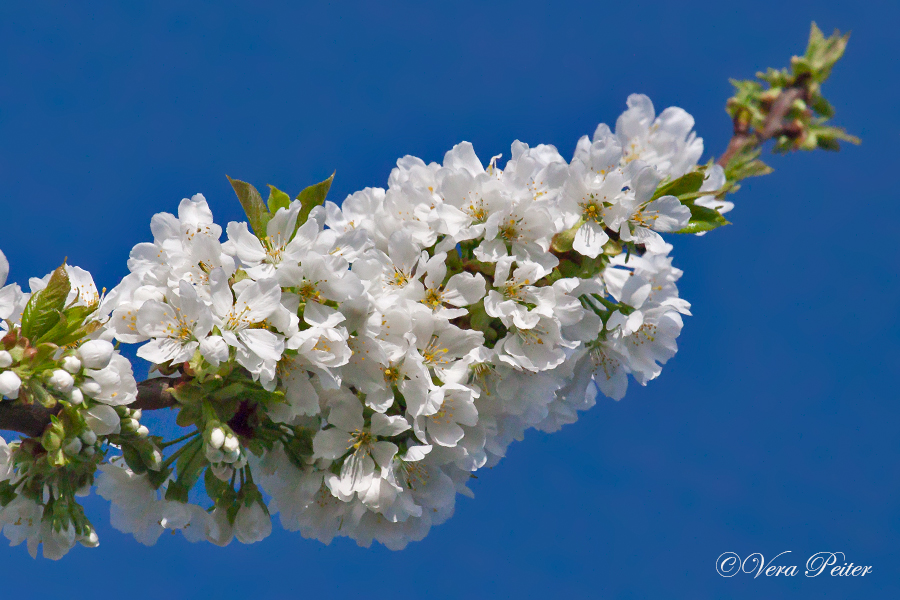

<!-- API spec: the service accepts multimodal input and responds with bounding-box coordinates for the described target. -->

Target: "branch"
[717,86,806,167]
[0,378,178,438]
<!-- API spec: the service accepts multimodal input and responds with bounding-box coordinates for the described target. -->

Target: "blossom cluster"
[0,94,731,556]
[0,252,148,558]
[82,94,720,550]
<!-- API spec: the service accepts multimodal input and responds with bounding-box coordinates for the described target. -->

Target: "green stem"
[159,430,200,449]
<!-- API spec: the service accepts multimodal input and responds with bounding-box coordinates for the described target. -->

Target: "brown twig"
[0,378,179,438]
[716,86,807,168]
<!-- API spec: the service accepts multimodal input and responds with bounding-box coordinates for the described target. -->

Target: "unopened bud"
[80,430,97,446]
[80,530,100,548]
[48,369,75,393]
[210,462,233,482]
[136,425,149,437]
[77,340,114,370]
[80,381,102,398]
[61,356,82,374]
[205,447,224,463]
[63,437,83,456]
[209,427,226,449]
[69,388,84,405]
[0,351,12,368]
[0,370,21,398]
[222,434,239,453]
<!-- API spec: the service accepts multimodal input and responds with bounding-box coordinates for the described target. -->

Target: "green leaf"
[266,185,292,214]
[675,201,730,234]
[204,465,228,500]
[29,381,57,409]
[122,444,148,474]
[651,171,705,201]
[174,439,207,490]
[227,176,271,237]
[175,403,200,428]
[165,480,190,503]
[20,264,70,341]
[295,172,334,228]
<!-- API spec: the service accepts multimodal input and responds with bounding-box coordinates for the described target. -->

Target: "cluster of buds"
[205,422,247,481]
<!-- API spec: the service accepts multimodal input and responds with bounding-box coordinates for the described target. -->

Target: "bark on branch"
[716,86,807,168]
[0,378,179,438]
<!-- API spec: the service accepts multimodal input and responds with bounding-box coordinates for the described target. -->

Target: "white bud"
[0,351,12,368]
[210,463,233,482]
[77,340,114,370]
[131,409,142,421]
[222,434,239,453]
[147,449,162,471]
[80,381,102,398]
[69,388,84,405]
[83,446,96,457]
[48,369,75,393]
[79,531,100,548]
[209,427,226,449]
[223,448,241,463]
[63,437,83,456]
[0,370,22,398]
[80,430,97,445]
[61,356,82,374]
[121,418,139,432]
[137,425,149,437]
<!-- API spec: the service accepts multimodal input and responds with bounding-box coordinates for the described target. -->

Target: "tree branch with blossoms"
[0,23,857,559]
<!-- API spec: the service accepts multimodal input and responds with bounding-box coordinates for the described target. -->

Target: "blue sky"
[0,1,897,598]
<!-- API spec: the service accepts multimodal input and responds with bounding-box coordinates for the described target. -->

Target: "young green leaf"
[295,172,334,228]
[20,264,70,341]
[651,171,705,201]
[227,176,271,237]
[266,185,292,214]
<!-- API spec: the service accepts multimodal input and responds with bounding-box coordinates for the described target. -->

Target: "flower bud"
[69,388,84,405]
[80,381,102,398]
[137,425,149,437]
[223,448,241,463]
[61,356,82,374]
[222,434,239,453]
[63,437,83,456]
[144,448,162,471]
[131,409,142,421]
[80,430,97,445]
[211,462,233,482]
[0,351,12,368]
[209,427,226,450]
[0,371,22,398]
[83,446,96,457]
[205,447,224,463]
[79,530,100,548]
[48,369,75,393]
[77,340,114,370]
